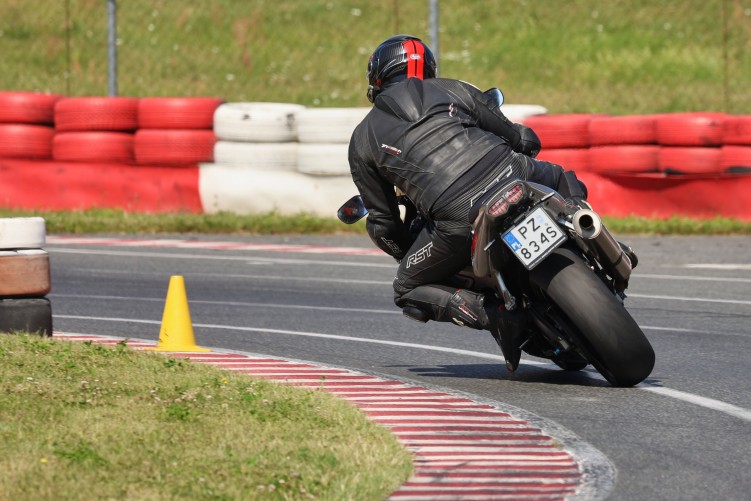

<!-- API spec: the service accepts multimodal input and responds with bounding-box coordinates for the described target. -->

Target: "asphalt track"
[46,234,751,500]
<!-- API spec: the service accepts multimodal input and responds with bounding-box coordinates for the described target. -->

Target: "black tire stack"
[0,217,52,336]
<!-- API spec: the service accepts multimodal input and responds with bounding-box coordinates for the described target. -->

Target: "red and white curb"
[53,333,614,500]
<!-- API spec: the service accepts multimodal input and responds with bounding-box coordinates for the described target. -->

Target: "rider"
[347,34,589,371]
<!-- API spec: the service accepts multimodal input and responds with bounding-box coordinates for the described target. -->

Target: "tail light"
[504,184,524,203]
[488,198,509,216]
[487,184,525,217]
[471,230,478,256]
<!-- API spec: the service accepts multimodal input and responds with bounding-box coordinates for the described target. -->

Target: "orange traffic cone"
[152,275,210,352]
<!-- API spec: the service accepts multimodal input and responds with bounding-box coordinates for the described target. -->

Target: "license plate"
[502,207,566,269]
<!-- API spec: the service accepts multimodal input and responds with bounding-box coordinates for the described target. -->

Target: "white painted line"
[684,264,751,271]
[634,273,751,284]
[53,294,399,315]
[638,385,751,422]
[628,293,751,306]
[47,247,395,269]
[55,292,750,340]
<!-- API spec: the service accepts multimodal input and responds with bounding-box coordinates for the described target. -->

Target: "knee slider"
[402,306,430,323]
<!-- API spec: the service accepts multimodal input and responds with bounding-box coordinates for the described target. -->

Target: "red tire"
[134,129,216,165]
[523,114,602,149]
[138,97,224,129]
[0,124,55,159]
[655,112,726,146]
[588,115,658,146]
[536,148,590,172]
[54,97,139,132]
[588,145,660,174]
[658,147,723,175]
[53,132,135,163]
[723,115,751,145]
[0,92,61,124]
[720,145,751,173]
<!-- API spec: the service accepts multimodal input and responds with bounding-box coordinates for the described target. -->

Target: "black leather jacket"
[348,77,540,259]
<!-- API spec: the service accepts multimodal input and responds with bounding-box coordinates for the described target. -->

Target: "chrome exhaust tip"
[572,209,632,285]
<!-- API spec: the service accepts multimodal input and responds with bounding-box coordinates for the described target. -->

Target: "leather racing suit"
[348,77,576,328]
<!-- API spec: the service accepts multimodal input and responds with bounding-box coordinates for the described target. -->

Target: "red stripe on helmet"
[403,39,426,80]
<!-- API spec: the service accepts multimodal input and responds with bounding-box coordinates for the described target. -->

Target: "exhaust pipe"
[572,209,632,285]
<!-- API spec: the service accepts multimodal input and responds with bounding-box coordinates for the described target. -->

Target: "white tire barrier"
[297,107,370,143]
[214,141,298,170]
[0,217,51,336]
[297,143,350,176]
[199,164,358,217]
[214,102,305,142]
[502,104,549,123]
[0,217,46,249]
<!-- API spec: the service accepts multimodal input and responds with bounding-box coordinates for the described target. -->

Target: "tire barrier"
[535,112,751,175]
[720,145,751,174]
[0,217,46,249]
[213,102,304,142]
[211,102,304,174]
[138,97,224,130]
[524,114,601,149]
[659,146,724,175]
[135,97,221,167]
[53,131,135,164]
[0,298,53,336]
[214,141,298,170]
[501,104,549,123]
[134,129,216,166]
[54,97,139,132]
[589,145,660,174]
[0,159,202,213]
[0,250,51,297]
[0,91,61,124]
[0,217,52,337]
[655,112,725,147]
[723,115,751,145]
[199,163,358,215]
[536,148,590,172]
[0,88,749,220]
[0,124,55,159]
[297,107,370,143]
[296,143,350,176]
[588,115,658,146]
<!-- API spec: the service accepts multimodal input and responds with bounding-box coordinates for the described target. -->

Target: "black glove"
[514,124,541,158]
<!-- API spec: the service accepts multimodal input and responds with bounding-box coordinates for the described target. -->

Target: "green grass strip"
[1,208,749,235]
[0,334,413,501]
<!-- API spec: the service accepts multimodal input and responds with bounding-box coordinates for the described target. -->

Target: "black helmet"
[367,35,437,103]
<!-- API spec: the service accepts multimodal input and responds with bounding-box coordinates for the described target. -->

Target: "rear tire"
[530,247,655,386]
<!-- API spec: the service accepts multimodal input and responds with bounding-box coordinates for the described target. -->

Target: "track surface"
[47,234,751,500]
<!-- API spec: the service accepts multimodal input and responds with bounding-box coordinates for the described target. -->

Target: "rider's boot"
[447,290,527,372]
[446,290,489,329]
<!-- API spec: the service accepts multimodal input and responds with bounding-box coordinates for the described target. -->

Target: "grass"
[0,207,749,236]
[1,0,750,114]
[0,208,367,236]
[0,334,413,501]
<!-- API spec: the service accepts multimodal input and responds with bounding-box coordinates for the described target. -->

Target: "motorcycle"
[337,181,655,387]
